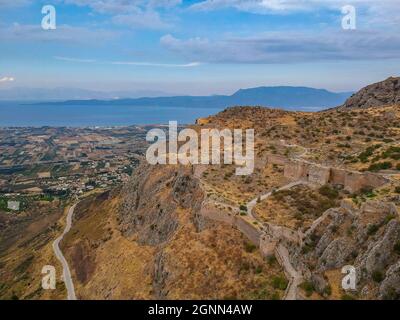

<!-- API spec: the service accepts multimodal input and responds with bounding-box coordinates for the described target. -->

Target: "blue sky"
[0,0,399,95]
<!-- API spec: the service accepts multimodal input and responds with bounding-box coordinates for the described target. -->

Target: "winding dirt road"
[52,204,77,300]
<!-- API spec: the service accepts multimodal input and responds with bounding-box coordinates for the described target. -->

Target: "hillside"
[3,78,400,300]
[341,77,400,109]
[58,102,400,299]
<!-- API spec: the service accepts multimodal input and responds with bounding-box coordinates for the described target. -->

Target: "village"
[0,125,152,212]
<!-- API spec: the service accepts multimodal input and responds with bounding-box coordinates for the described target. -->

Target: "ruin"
[267,155,389,193]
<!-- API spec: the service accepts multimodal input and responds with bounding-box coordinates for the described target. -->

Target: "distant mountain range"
[33,86,353,111]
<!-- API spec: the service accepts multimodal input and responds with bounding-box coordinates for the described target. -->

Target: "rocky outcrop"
[119,164,204,245]
[379,261,400,299]
[341,77,400,109]
[293,199,400,299]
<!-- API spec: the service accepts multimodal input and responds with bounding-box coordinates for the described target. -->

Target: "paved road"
[52,204,77,300]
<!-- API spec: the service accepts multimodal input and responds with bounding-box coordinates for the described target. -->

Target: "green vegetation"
[394,241,400,255]
[381,146,400,160]
[244,242,257,253]
[341,294,356,300]
[372,270,384,283]
[368,161,392,172]
[323,285,332,297]
[300,281,314,297]
[266,255,277,266]
[358,145,380,163]
[367,224,380,236]
[271,276,288,291]
[318,185,339,200]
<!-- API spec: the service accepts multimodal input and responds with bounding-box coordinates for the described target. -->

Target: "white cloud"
[0,77,15,83]
[53,56,200,68]
[0,23,118,43]
[64,0,182,29]
[0,0,30,8]
[190,0,400,13]
[111,61,200,67]
[112,10,170,30]
[161,30,400,64]
[54,56,96,63]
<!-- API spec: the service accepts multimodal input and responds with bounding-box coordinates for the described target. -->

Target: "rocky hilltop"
[341,77,400,109]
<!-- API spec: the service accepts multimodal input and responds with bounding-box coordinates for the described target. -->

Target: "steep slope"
[341,77,400,109]
[61,165,287,300]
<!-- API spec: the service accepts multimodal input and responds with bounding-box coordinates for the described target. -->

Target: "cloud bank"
[161,30,400,64]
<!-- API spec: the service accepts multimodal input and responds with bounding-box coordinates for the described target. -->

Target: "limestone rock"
[341,77,400,109]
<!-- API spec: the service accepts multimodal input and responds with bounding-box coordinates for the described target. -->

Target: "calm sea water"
[0,102,225,127]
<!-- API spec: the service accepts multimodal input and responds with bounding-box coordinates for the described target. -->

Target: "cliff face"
[341,77,400,109]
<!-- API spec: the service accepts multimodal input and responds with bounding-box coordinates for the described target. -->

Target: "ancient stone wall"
[330,168,346,185]
[363,172,389,191]
[343,171,365,193]
[235,217,262,245]
[308,165,331,185]
[271,155,389,193]
[199,202,236,225]
[200,202,262,246]
[259,235,278,257]
[267,154,288,166]
[283,161,309,180]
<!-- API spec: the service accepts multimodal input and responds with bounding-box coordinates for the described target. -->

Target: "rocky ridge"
[341,77,400,109]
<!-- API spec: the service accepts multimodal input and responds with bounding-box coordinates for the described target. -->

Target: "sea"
[0,101,225,127]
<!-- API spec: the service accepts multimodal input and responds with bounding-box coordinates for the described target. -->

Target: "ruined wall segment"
[308,165,330,185]
[267,154,389,193]
[283,161,309,180]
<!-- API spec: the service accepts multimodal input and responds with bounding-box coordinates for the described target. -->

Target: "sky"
[0,0,399,95]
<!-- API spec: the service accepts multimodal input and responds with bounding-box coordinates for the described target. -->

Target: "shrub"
[272,276,289,291]
[394,241,400,255]
[318,185,339,199]
[368,162,392,172]
[266,255,277,266]
[244,242,257,253]
[255,266,263,274]
[367,224,380,236]
[300,281,314,297]
[239,205,247,212]
[323,285,332,297]
[341,294,356,300]
[372,270,384,283]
